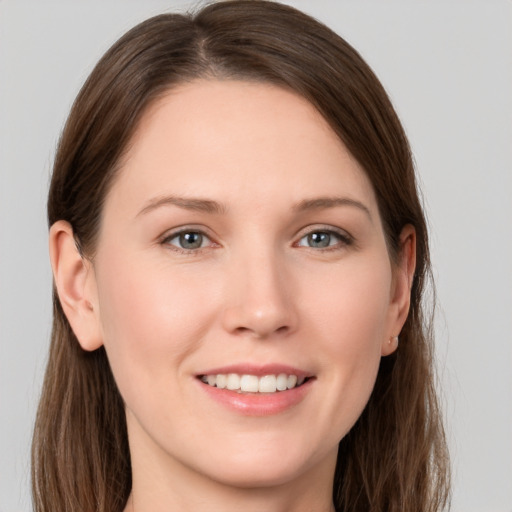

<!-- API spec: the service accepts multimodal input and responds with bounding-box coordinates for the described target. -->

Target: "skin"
[50,80,415,512]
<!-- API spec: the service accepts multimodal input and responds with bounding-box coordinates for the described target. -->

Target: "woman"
[32,1,450,511]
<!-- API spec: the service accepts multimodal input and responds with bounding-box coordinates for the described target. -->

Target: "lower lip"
[197,379,314,416]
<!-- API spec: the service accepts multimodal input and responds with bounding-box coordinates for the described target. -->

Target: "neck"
[124,439,337,512]
[126,484,336,512]
[126,481,336,512]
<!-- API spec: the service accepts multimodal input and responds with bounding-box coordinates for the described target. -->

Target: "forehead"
[107,79,378,216]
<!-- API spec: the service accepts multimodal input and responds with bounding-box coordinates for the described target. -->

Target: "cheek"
[93,255,219,395]
[306,256,392,352]
[302,257,392,425]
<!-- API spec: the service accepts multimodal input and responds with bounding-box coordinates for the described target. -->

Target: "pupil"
[309,232,330,248]
[180,232,202,249]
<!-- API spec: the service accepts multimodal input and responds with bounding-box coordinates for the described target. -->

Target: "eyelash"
[160,226,353,254]
[160,228,215,254]
[295,227,353,251]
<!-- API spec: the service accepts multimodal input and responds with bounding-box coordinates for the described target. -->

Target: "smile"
[199,373,307,393]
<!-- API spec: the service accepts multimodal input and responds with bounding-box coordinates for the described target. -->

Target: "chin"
[192,440,335,489]
[205,461,307,489]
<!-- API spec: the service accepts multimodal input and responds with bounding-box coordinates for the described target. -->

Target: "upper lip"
[196,363,313,379]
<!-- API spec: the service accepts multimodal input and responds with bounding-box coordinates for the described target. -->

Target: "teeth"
[240,374,259,392]
[276,374,288,391]
[200,373,307,393]
[216,374,227,389]
[259,374,277,393]
[226,373,240,390]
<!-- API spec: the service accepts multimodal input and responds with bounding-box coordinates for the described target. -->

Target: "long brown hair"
[33,2,450,511]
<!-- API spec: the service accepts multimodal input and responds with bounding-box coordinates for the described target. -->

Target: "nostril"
[233,323,290,339]
[221,294,298,338]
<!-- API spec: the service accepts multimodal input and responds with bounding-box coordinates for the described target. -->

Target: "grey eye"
[179,232,203,249]
[306,232,332,248]
[298,231,339,248]
[166,231,207,250]
[296,229,352,250]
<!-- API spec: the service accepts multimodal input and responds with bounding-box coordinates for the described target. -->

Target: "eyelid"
[294,224,354,248]
[159,225,219,252]
[157,224,353,252]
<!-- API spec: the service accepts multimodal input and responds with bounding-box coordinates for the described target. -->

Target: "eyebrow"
[136,194,372,220]
[136,195,226,217]
[293,196,372,219]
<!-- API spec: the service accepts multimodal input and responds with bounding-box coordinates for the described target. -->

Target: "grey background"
[1,1,511,511]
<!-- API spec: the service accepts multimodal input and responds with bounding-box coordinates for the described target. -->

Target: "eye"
[162,230,212,251]
[296,229,351,249]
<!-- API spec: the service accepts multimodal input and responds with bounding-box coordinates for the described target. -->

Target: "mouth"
[198,373,311,393]
[196,366,315,415]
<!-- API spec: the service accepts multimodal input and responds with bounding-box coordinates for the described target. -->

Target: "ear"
[381,224,416,356]
[49,220,103,351]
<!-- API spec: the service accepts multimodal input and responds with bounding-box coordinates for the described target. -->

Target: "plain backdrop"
[0,1,511,511]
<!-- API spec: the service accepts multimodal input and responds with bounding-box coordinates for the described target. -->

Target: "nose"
[221,249,298,339]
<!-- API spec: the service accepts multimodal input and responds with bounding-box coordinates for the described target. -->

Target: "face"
[83,80,407,491]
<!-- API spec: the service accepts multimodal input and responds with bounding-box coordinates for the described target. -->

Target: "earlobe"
[381,225,416,356]
[49,220,103,351]
[381,335,399,356]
